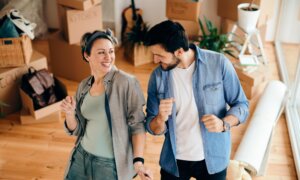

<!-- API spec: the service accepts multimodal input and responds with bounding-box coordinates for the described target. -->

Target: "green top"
[80,91,114,158]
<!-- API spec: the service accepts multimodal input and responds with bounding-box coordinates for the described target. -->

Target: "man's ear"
[174,48,184,58]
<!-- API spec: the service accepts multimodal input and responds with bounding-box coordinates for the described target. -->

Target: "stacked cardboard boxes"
[49,0,103,81]
[166,0,201,40]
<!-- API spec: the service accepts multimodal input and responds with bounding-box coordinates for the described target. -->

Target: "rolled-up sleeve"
[222,55,249,124]
[127,78,146,135]
[145,71,167,135]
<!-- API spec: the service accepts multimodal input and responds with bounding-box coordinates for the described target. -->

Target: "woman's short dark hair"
[80,29,118,62]
[145,20,189,53]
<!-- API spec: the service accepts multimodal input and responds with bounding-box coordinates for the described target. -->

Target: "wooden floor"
[0,41,298,179]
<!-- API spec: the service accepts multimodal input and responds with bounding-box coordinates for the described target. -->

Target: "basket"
[0,35,33,68]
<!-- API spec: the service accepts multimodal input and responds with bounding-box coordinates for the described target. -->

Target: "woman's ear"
[84,52,90,62]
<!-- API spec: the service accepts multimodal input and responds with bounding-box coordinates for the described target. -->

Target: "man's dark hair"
[145,20,189,53]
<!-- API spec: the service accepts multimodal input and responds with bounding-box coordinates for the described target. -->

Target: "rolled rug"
[234,80,287,176]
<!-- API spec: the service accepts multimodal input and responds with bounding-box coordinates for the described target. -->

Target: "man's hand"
[157,98,175,122]
[201,114,224,132]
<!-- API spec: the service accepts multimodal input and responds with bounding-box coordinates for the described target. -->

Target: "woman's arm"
[132,133,146,158]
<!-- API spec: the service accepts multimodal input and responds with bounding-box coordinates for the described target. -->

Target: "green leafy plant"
[0,101,9,118]
[125,22,149,46]
[197,16,235,58]
[123,20,149,60]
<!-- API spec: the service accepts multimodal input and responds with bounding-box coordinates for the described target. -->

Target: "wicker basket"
[0,35,33,68]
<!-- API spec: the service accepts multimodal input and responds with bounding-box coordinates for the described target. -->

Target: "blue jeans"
[161,159,227,180]
[66,144,117,180]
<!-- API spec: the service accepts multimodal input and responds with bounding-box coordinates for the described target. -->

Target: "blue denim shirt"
[145,44,249,176]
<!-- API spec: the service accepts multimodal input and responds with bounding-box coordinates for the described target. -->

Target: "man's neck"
[177,48,195,69]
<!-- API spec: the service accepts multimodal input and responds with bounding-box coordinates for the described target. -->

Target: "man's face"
[150,44,180,71]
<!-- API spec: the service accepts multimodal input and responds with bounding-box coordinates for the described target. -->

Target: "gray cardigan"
[64,66,146,180]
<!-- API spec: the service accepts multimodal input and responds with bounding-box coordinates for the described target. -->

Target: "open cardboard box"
[20,78,67,120]
[0,51,48,115]
[20,108,61,125]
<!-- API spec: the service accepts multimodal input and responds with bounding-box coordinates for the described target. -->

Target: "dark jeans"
[66,144,117,180]
[161,159,227,180]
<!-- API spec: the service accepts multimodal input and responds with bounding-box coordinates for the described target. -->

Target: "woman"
[61,29,152,180]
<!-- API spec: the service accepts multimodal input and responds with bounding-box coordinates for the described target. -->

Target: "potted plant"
[196,16,236,58]
[122,21,153,66]
[237,0,260,33]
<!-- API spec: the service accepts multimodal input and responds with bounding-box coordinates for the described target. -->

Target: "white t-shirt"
[172,61,205,161]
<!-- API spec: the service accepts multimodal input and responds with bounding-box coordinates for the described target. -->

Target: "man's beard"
[161,55,180,71]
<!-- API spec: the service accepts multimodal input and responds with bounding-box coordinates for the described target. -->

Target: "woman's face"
[85,38,115,76]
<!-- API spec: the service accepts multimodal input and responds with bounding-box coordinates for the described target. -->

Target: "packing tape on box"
[234,80,287,176]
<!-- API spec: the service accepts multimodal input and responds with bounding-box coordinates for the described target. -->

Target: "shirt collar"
[189,43,206,65]
[87,65,118,86]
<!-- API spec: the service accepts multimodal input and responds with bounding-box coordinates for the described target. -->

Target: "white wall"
[277,0,300,43]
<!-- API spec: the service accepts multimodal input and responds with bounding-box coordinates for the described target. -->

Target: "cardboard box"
[58,4,103,44]
[20,108,60,125]
[0,51,48,115]
[235,65,267,87]
[132,44,153,66]
[57,0,101,10]
[241,81,256,99]
[0,35,33,68]
[49,32,91,81]
[20,78,67,119]
[174,19,200,40]
[166,0,201,21]
[217,0,275,26]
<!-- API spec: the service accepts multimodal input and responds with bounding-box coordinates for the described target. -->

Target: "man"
[145,20,249,180]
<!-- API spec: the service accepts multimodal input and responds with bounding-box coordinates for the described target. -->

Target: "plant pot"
[133,44,153,66]
[123,43,153,66]
[237,3,260,33]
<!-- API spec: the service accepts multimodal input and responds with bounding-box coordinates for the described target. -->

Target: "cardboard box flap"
[57,0,101,10]
[20,108,60,125]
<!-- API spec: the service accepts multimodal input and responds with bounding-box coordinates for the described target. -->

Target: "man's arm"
[222,55,249,124]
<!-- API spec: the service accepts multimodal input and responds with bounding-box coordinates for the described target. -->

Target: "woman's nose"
[104,52,110,59]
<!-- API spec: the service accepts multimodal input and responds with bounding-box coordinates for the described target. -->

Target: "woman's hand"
[61,96,77,131]
[134,162,153,180]
[61,96,76,116]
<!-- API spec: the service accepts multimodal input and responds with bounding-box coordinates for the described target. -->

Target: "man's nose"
[153,56,160,64]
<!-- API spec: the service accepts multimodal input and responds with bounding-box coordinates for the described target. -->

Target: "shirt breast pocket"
[203,82,223,105]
